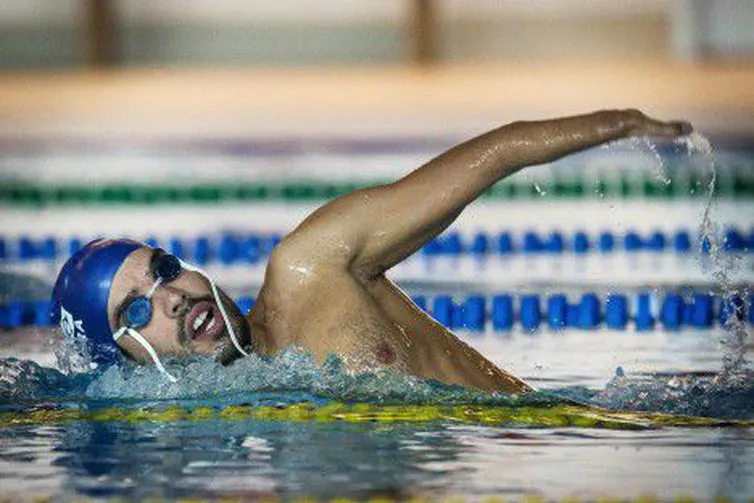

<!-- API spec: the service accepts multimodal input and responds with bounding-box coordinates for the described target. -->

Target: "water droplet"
[686,132,749,383]
[642,138,672,186]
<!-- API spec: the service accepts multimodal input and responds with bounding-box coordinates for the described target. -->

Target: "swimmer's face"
[107,247,251,366]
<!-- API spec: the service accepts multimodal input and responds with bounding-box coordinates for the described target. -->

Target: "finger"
[674,121,694,136]
[644,119,693,138]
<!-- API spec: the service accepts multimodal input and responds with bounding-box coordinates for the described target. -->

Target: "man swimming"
[51,110,691,393]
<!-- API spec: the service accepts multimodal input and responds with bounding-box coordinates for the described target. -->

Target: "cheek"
[144,322,181,351]
[150,312,189,351]
[177,271,212,295]
[119,317,186,362]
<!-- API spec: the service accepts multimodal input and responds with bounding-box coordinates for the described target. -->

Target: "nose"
[153,285,189,319]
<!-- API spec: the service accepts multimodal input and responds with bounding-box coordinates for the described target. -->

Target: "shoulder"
[267,220,355,275]
[263,235,344,293]
[257,236,354,326]
[265,186,387,284]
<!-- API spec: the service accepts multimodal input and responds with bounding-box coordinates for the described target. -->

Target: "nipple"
[375,341,397,365]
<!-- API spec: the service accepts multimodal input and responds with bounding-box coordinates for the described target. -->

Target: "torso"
[248,255,531,394]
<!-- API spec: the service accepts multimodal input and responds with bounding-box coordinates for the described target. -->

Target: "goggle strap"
[113,326,178,383]
[179,260,250,358]
[113,326,127,342]
[146,276,163,298]
[209,280,250,357]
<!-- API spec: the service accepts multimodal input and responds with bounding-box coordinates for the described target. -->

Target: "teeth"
[193,311,208,331]
[207,317,216,330]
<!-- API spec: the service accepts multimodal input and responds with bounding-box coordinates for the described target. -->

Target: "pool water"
[3,408,752,501]
[0,135,753,501]
[1,339,752,501]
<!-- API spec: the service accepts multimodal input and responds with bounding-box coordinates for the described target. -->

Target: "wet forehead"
[107,246,154,324]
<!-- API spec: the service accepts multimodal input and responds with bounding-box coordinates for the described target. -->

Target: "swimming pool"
[0,135,752,501]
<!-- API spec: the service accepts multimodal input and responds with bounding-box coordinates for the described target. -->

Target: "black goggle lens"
[152,250,182,283]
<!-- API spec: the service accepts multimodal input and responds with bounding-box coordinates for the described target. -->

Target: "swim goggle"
[112,249,249,382]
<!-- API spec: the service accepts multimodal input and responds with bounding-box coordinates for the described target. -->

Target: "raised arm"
[278,110,691,278]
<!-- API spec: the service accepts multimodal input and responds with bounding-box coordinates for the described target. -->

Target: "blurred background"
[3,0,754,66]
[0,0,753,138]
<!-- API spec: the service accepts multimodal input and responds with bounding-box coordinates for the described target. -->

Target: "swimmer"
[51,110,691,392]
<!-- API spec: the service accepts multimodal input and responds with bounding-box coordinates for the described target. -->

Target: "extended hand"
[621,109,693,139]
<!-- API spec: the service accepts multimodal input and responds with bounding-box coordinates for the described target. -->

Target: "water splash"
[643,139,672,186]
[3,352,752,419]
[1,348,559,411]
[54,334,99,375]
[684,132,750,384]
[593,180,605,199]
[577,366,754,419]
[608,136,673,186]
[0,358,90,405]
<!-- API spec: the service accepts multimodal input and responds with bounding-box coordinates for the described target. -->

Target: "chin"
[213,324,253,366]
[212,291,253,366]
[215,340,248,366]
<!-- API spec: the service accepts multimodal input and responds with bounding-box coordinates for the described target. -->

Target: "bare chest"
[251,280,416,373]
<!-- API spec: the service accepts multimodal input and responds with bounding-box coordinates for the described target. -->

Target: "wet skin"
[108,110,692,393]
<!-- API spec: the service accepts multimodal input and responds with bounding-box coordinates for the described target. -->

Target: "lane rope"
[1,227,752,265]
[1,172,751,207]
[3,291,751,331]
[1,402,750,429]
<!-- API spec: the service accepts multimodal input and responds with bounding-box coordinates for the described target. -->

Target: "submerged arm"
[279,110,691,277]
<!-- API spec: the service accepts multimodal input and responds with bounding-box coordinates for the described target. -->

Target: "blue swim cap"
[51,238,142,366]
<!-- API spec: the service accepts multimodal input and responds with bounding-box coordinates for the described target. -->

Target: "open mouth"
[185,301,225,342]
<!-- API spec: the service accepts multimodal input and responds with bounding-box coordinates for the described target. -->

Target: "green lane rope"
[5,497,736,503]
[1,402,750,430]
[0,174,750,207]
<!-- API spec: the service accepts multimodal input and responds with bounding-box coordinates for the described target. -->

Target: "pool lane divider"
[1,227,752,264]
[4,291,752,331]
[0,402,750,429]
[1,171,752,207]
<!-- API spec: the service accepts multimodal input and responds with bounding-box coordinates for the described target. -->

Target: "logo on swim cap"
[59,305,86,340]
[51,238,142,366]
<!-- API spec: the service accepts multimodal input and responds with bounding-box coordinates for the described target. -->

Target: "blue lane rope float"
[4,292,752,331]
[1,228,752,264]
